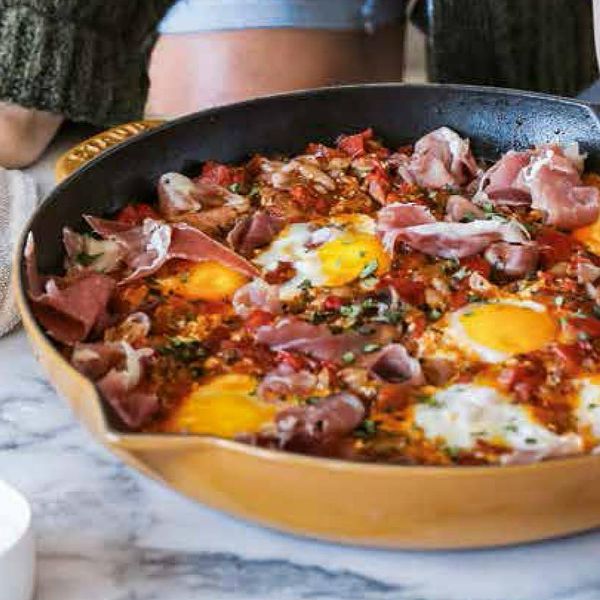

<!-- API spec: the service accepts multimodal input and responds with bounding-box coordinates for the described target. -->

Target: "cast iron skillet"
[15,84,600,549]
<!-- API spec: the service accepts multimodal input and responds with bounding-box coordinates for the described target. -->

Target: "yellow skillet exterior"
[14,122,600,549]
[14,258,600,548]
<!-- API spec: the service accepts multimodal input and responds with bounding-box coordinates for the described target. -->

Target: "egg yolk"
[163,373,275,438]
[459,303,557,355]
[159,261,247,301]
[317,232,390,287]
[574,219,600,256]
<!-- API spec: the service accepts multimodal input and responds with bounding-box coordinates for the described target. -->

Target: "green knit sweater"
[0,1,596,128]
[0,0,175,126]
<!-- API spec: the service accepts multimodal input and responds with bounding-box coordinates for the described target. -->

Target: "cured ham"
[479,145,599,229]
[85,217,259,282]
[364,344,424,385]
[158,172,248,217]
[255,317,384,363]
[227,211,285,257]
[484,241,540,279]
[395,219,527,259]
[71,341,158,428]
[444,195,485,222]
[258,363,317,401]
[275,392,365,447]
[376,202,435,252]
[232,279,282,317]
[25,235,114,345]
[395,127,479,189]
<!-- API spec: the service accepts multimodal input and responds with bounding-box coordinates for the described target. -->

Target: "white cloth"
[0,169,38,336]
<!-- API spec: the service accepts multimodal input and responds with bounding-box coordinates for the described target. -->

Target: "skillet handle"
[54,119,164,183]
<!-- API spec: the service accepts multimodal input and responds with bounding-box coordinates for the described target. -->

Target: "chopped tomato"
[552,343,585,375]
[366,164,391,203]
[377,384,412,411]
[565,316,600,339]
[536,228,577,267]
[264,261,296,284]
[116,203,159,225]
[460,255,491,279]
[276,350,307,371]
[382,276,425,306]
[323,295,344,311]
[498,363,546,402]
[337,128,373,158]
[290,185,329,215]
[244,310,274,331]
[304,143,345,160]
[199,161,245,188]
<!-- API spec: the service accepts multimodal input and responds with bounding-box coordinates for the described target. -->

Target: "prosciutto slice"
[232,279,282,317]
[255,317,383,363]
[258,363,317,401]
[484,241,540,279]
[158,172,248,217]
[364,344,424,385]
[275,392,365,448]
[85,217,259,282]
[525,149,599,230]
[25,235,115,345]
[71,341,158,428]
[396,219,528,259]
[444,195,485,222]
[376,202,435,252]
[479,150,531,206]
[479,145,600,229]
[227,211,285,257]
[395,127,479,189]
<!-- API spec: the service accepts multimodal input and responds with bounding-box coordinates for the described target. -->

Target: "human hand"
[0,103,63,169]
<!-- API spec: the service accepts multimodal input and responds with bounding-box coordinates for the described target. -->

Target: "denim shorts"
[159,0,406,34]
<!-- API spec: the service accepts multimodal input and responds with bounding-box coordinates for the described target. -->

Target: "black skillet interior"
[22,83,600,277]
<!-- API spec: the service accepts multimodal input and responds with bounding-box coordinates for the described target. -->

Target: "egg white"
[253,215,380,300]
[413,384,582,462]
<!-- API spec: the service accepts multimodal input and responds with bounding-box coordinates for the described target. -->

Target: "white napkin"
[0,169,38,337]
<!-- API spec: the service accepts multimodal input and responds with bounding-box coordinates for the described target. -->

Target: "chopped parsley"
[340,304,361,319]
[75,251,103,267]
[362,343,381,354]
[342,351,356,364]
[353,419,378,439]
[416,394,443,408]
[525,437,538,445]
[229,182,242,193]
[298,279,313,290]
[359,259,378,279]
[157,337,207,363]
[427,307,443,321]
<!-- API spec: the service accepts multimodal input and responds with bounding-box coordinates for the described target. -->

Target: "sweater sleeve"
[425,0,597,97]
[0,0,176,126]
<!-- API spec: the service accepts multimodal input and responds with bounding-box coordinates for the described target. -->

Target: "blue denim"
[159,0,406,34]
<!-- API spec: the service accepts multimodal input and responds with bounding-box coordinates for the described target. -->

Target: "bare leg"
[146,26,405,117]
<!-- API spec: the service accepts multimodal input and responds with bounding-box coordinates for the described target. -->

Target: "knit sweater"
[0,1,595,128]
[0,0,175,126]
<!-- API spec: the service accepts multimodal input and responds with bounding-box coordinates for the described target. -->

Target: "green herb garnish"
[75,251,103,267]
[342,351,356,364]
[359,260,378,279]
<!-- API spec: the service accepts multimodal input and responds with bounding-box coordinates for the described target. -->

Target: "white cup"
[0,479,35,600]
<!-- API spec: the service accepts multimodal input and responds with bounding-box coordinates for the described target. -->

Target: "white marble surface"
[1,127,600,600]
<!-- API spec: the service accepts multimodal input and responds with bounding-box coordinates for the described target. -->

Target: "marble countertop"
[2,128,600,600]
